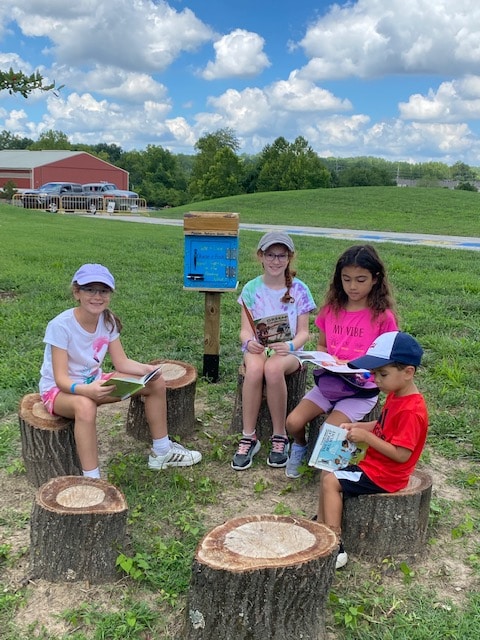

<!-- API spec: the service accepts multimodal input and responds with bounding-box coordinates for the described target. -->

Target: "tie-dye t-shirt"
[39,308,119,394]
[238,275,316,340]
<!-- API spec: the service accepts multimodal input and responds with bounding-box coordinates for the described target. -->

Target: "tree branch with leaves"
[0,68,63,98]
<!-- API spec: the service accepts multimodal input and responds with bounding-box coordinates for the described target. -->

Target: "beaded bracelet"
[241,339,253,353]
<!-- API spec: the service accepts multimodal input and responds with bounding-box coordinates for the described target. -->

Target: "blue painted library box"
[183,212,239,291]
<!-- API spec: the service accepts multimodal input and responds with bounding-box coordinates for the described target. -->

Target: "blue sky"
[1,0,480,165]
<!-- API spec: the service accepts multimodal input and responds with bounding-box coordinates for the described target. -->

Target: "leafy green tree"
[120,145,189,207]
[454,181,478,192]
[0,68,62,98]
[0,130,34,149]
[28,130,71,150]
[255,136,331,192]
[189,128,243,200]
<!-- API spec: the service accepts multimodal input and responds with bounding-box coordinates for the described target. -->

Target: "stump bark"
[229,365,308,441]
[342,469,433,560]
[183,514,338,640]
[30,475,128,583]
[19,393,82,487]
[126,359,197,442]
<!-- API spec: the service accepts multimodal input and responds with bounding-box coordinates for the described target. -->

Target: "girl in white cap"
[232,233,316,470]
[39,263,201,477]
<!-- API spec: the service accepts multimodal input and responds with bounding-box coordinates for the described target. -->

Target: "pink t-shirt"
[315,306,398,361]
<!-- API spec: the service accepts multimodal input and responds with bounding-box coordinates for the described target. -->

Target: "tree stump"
[126,359,197,442]
[306,400,381,461]
[183,514,338,640]
[229,365,308,441]
[30,475,128,583]
[19,393,82,487]
[342,469,433,560]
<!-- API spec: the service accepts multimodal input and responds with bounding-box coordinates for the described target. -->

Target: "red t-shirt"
[359,392,429,492]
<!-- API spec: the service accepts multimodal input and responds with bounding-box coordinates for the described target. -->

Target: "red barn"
[0,150,130,190]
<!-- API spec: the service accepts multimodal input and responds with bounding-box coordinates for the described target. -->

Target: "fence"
[12,193,146,214]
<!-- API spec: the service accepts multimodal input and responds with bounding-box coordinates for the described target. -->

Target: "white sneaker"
[148,442,202,469]
[336,543,348,569]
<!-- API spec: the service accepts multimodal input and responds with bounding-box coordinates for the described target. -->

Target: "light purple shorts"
[304,384,378,422]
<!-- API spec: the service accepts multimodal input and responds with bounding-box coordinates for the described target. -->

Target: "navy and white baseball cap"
[348,331,423,370]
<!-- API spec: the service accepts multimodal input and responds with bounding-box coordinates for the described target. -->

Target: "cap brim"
[348,356,394,370]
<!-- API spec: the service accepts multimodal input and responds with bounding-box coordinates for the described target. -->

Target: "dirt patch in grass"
[1,401,478,637]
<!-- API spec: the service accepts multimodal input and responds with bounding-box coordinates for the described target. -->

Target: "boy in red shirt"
[317,331,428,569]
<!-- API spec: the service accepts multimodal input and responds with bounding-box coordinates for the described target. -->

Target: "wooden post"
[203,291,221,382]
[126,359,197,442]
[229,365,308,441]
[183,515,338,640]
[342,469,433,560]
[30,476,128,583]
[19,393,82,487]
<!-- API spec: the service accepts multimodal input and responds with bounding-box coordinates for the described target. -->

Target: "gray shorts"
[304,384,378,422]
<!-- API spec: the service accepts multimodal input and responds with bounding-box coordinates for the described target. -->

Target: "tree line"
[1,127,479,207]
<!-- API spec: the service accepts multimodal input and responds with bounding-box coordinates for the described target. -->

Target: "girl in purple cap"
[39,263,201,477]
[232,232,316,471]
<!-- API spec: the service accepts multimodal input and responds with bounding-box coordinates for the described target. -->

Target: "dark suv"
[22,182,84,211]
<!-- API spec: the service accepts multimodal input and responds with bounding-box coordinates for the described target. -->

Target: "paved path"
[96,215,480,251]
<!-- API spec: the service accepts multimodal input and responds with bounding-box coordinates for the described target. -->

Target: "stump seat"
[342,468,433,561]
[30,475,128,583]
[126,359,197,442]
[229,364,308,442]
[19,393,82,487]
[184,514,337,640]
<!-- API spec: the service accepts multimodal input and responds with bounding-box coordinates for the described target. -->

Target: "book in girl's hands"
[293,350,369,374]
[308,422,367,472]
[253,313,292,346]
[101,367,161,400]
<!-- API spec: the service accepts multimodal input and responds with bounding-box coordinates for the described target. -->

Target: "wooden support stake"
[203,291,221,381]
[183,515,338,640]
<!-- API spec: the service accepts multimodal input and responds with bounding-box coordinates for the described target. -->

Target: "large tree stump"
[229,365,308,441]
[306,400,381,461]
[30,475,128,583]
[126,359,197,442]
[19,393,82,487]
[183,514,338,640]
[342,469,433,560]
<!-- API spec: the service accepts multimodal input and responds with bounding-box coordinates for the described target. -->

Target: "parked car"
[82,182,138,211]
[22,182,84,211]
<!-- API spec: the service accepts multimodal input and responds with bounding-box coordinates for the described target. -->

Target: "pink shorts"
[304,384,378,422]
[41,373,113,415]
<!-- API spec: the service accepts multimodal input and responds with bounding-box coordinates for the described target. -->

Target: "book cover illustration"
[293,350,369,375]
[308,422,367,472]
[253,313,292,346]
[101,367,161,400]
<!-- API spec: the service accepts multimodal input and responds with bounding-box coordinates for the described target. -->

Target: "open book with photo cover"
[254,313,292,346]
[101,367,161,400]
[308,422,367,472]
[292,350,370,374]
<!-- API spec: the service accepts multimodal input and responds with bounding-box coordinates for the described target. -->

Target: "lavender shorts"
[304,384,378,422]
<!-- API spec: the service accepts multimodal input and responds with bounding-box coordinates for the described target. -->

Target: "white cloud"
[399,75,480,122]
[201,29,270,80]
[6,0,214,72]
[298,0,480,80]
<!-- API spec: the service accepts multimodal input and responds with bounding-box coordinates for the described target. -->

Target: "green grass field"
[0,189,479,639]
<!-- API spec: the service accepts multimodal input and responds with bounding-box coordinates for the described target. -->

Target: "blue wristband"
[70,382,78,394]
[289,341,294,352]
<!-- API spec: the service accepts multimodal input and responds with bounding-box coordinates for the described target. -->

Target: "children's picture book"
[308,422,367,472]
[293,350,369,374]
[241,299,292,347]
[101,367,161,400]
[254,313,292,346]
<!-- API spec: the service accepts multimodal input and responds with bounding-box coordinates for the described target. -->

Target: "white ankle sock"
[83,467,100,479]
[152,436,171,455]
